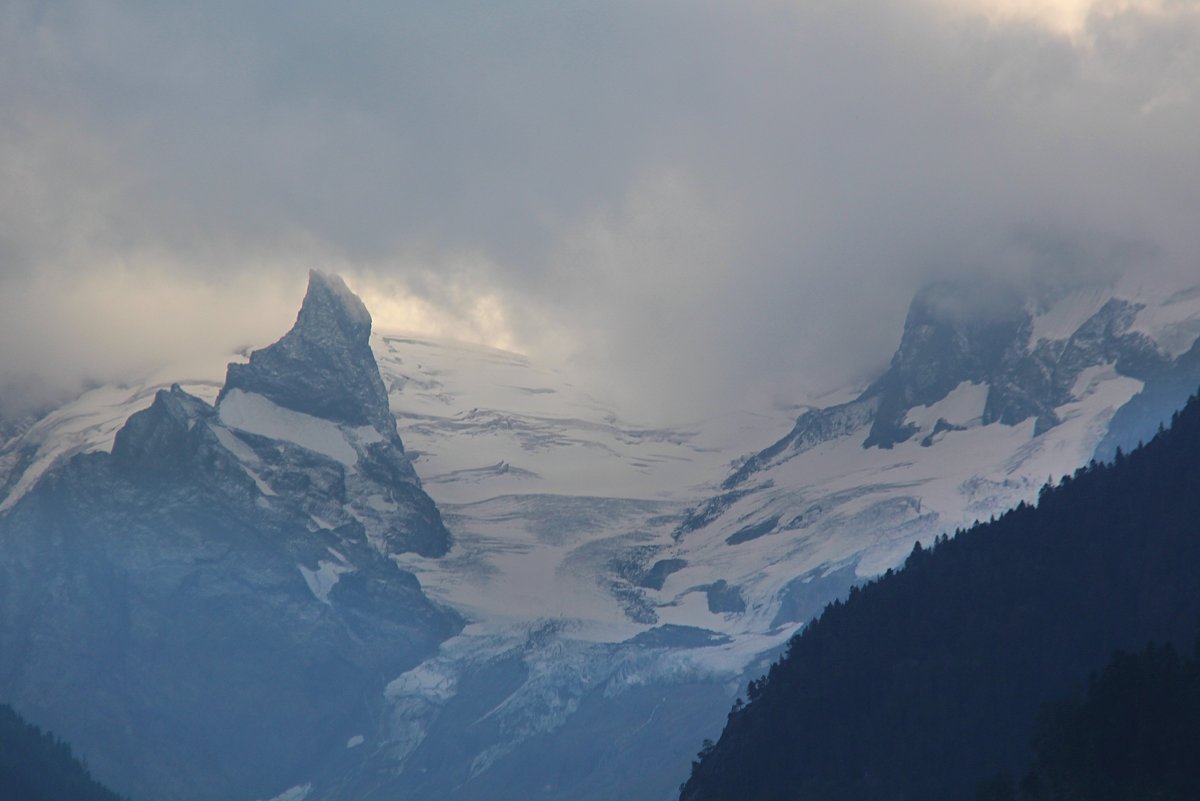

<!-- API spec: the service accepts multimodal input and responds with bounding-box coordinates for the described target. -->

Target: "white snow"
[0,380,221,512]
[365,494,396,511]
[376,331,790,506]
[209,426,280,496]
[1129,283,1200,357]
[376,315,1159,656]
[2,284,1197,791]
[219,389,359,466]
[210,426,261,464]
[903,381,988,432]
[1030,286,1114,344]
[385,659,460,703]
[257,784,311,801]
[297,559,354,605]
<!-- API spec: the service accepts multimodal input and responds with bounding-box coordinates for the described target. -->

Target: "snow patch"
[210,426,261,464]
[298,559,354,605]
[219,389,358,466]
[385,654,460,703]
[1129,283,1200,357]
[904,381,988,432]
[1031,287,1113,344]
[210,427,278,496]
[366,494,396,512]
[257,784,311,801]
[0,381,218,512]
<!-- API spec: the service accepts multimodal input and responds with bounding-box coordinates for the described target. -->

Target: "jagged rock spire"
[219,271,395,434]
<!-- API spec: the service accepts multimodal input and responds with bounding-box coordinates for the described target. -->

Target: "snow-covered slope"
[356,276,1200,801]
[3,273,1200,801]
[660,279,1200,643]
[377,332,788,504]
[0,272,461,801]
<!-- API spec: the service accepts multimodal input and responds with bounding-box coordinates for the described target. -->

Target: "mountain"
[2,273,1200,800]
[678,391,1200,801]
[0,272,460,801]
[359,276,1200,801]
[673,278,1200,629]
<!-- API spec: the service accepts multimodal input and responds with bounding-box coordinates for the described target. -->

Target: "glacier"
[2,271,1200,800]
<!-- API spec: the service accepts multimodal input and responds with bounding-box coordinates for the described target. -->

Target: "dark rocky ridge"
[724,281,1182,493]
[984,297,1165,436]
[221,270,397,435]
[864,285,1166,448]
[0,274,463,801]
[219,270,450,558]
[863,282,1030,448]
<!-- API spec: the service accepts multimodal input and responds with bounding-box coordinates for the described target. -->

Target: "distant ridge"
[680,389,1200,801]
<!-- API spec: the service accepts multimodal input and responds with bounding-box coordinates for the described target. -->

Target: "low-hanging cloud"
[2,0,1198,423]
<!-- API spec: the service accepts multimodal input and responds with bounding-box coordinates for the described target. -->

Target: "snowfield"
[3,276,1200,801]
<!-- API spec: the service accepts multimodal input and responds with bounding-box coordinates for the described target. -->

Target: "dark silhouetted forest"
[680,392,1200,801]
[0,703,128,801]
[977,637,1200,801]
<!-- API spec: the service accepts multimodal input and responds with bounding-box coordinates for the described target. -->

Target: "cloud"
[2,0,1198,423]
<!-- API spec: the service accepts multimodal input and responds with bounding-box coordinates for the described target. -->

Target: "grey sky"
[2,1,1198,421]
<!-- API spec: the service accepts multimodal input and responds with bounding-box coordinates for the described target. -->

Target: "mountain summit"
[3,274,1200,801]
[0,273,460,801]
[221,270,394,433]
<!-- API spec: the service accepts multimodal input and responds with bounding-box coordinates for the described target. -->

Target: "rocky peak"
[111,384,218,476]
[219,271,394,434]
[984,298,1167,434]
[862,282,1030,448]
[858,283,1174,448]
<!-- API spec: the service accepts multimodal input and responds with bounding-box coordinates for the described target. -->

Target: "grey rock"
[863,282,1030,448]
[701,580,747,614]
[985,298,1167,434]
[0,274,465,801]
[221,270,396,434]
[0,392,461,801]
[1095,334,1200,461]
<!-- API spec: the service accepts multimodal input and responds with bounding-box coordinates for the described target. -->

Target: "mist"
[2,0,1198,423]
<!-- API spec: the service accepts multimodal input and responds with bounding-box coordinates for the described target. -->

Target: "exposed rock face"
[222,270,396,434]
[0,274,462,801]
[217,271,450,559]
[985,298,1166,435]
[3,272,1199,801]
[863,283,1030,448]
[861,284,1167,449]
[718,280,1183,495]
[724,397,879,489]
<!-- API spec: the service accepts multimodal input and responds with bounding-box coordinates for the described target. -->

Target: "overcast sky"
[2,0,1198,422]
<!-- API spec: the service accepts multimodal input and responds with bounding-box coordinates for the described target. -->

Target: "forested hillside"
[680,393,1200,801]
[0,704,128,801]
[978,638,1200,800]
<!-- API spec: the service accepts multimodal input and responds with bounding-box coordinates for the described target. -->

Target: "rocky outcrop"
[221,270,396,434]
[724,397,879,489]
[0,273,462,801]
[218,271,450,558]
[984,299,1166,434]
[864,285,1168,448]
[863,282,1030,448]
